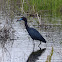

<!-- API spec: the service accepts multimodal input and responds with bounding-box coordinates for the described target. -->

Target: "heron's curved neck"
[24,20,29,29]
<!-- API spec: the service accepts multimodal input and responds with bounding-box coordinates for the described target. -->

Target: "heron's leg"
[38,41,41,50]
[33,40,35,52]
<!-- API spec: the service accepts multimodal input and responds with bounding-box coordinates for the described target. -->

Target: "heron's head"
[17,17,27,22]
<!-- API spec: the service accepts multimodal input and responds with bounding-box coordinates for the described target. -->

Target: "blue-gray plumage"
[17,17,46,50]
[27,27,46,43]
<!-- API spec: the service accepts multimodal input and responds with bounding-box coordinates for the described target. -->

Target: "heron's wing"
[27,28,42,40]
[27,28,46,43]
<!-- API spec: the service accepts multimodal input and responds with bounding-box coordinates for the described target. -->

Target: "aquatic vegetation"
[45,47,54,62]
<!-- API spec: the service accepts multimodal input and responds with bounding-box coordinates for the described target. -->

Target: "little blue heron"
[17,17,46,51]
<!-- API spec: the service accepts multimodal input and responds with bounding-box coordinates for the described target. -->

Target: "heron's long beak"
[17,18,23,22]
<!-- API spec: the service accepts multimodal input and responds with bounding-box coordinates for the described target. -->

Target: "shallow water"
[0,16,62,62]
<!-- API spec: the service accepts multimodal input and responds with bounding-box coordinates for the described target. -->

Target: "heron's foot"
[38,42,41,50]
[38,45,41,50]
[40,47,41,50]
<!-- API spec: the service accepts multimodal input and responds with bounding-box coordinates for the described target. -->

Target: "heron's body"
[17,17,46,51]
[27,27,46,43]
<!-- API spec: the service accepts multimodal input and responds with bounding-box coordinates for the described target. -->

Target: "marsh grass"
[3,0,62,16]
[0,0,62,24]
